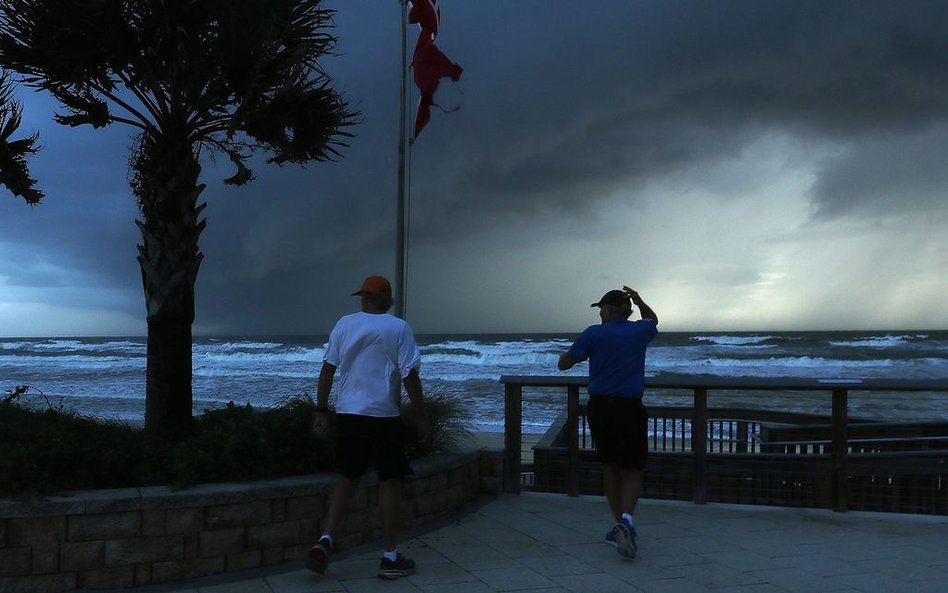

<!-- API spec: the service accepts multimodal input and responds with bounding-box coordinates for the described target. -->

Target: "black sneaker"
[378,552,416,580]
[305,536,333,574]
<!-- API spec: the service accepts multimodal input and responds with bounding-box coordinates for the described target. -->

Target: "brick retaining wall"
[0,449,503,593]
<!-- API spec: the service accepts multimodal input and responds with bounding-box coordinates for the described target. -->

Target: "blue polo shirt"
[567,318,658,398]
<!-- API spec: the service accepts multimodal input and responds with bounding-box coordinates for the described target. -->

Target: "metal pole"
[395,0,409,319]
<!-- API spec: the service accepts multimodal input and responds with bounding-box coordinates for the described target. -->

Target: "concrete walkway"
[142,492,948,593]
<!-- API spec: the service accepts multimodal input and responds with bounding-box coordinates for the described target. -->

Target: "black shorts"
[335,413,413,481]
[586,396,649,470]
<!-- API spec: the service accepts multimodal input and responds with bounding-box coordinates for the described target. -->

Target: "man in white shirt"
[307,275,429,580]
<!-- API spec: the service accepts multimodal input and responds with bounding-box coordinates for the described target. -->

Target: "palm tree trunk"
[133,133,206,436]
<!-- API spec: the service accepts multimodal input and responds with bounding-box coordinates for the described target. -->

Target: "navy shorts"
[586,396,649,470]
[335,413,413,481]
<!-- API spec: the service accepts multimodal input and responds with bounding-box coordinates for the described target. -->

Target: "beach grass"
[0,386,472,498]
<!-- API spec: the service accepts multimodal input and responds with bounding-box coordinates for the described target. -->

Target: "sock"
[622,513,634,526]
[319,534,333,547]
[383,549,398,562]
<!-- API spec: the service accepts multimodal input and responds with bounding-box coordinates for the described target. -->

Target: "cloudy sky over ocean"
[1,0,947,337]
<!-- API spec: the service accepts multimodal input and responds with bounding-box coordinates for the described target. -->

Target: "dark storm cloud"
[5,0,948,335]
[397,0,948,238]
[155,0,948,331]
[811,125,948,219]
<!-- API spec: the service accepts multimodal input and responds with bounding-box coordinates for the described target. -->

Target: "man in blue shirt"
[558,285,658,560]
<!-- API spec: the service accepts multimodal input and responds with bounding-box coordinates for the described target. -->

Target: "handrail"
[500,375,948,512]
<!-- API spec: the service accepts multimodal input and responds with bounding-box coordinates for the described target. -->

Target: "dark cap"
[591,289,630,308]
[352,275,393,298]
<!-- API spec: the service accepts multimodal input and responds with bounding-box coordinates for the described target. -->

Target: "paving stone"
[469,566,557,591]
[266,568,349,592]
[554,572,647,593]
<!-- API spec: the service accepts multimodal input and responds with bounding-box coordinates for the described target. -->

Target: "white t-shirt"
[323,312,422,417]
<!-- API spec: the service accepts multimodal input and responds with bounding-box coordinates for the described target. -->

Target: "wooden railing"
[500,375,948,512]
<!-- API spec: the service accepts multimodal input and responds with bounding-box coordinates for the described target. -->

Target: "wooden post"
[693,388,708,504]
[567,385,580,497]
[736,421,749,454]
[831,388,849,512]
[503,382,523,493]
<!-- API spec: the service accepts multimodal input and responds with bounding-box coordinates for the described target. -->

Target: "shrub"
[0,386,471,497]
[1,388,144,496]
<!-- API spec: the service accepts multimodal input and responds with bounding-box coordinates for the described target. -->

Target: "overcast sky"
[2,0,947,337]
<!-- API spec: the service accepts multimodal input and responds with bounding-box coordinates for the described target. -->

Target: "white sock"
[383,549,398,562]
[319,534,333,546]
[622,513,634,526]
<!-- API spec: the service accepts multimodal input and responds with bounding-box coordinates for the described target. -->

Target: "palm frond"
[0,70,42,204]
[53,91,111,128]
[1,0,358,193]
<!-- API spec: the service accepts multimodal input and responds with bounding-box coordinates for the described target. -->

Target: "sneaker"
[378,552,416,580]
[305,536,333,574]
[604,524,619,547]
[614,519,637,559]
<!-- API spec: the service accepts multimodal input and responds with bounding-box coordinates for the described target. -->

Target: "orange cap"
[352,275,393,298]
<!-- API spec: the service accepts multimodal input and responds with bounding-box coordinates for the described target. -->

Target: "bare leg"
[379,478,403,551]
[323,476,360,538]
[601,463,621,520]
[620,468,644,516]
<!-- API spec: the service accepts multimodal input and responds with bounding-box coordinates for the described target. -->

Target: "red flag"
[408,0,462,142]
[412,39,463,140]
[409,0,440,45]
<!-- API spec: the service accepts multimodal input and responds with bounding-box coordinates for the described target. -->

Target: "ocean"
[2,331,947,433]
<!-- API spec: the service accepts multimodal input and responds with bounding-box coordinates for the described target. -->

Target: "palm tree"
[0,0,357,436]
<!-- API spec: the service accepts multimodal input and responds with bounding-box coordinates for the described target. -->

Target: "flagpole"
[395,0,409,320]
